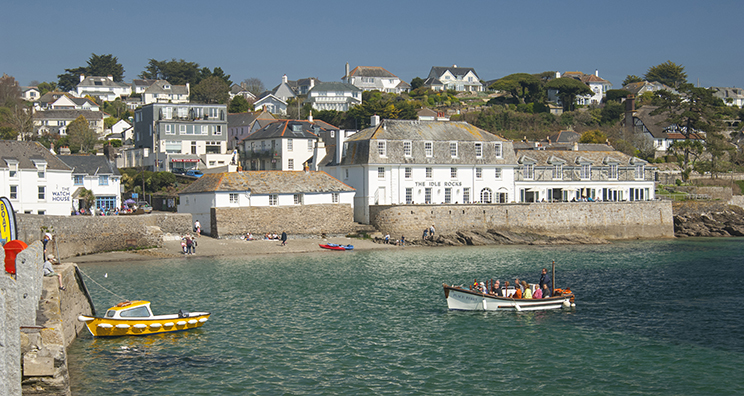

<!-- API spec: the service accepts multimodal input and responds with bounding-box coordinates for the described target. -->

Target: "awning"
[170,154,200,163]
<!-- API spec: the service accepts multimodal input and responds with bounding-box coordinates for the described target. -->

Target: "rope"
[76,267,128,301]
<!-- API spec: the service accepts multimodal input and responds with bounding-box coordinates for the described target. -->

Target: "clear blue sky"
[2,0,742,89]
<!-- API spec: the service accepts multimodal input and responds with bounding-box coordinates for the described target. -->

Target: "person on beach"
[384,234,390,244]
[42,232,52,260]
[400,235,405,246]
[423,228,428,240]
[194,220,201,236]
[281,231,287,246]
[429,225,435,239]
[43,255,65,291]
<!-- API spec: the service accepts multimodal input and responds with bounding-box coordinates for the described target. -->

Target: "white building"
[241,120,332,171]
[58,155,122,212]
[342,64,410,93]
[75,75,131,101]
[34,109,106,137]
[227,111,275,150]
[548,71,612,106]
[142,80,190,105]
[177,171,355,234]
[0,141,73,216]
[424,65,483,92]
[306,82,362,112]
[319,119,516,223]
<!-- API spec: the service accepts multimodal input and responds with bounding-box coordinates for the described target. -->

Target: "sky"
[2,0,742,90]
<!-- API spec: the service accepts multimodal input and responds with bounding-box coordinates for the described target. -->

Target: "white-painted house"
[0,141,73,216]
[58,155,122,212]
[177,171,355,235]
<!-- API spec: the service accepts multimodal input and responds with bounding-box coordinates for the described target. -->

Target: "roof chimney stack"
[371,114,380,127]
[595,69,599,77]
[80,74,85,82]
[308,110,313,123]
[282,74,288,84]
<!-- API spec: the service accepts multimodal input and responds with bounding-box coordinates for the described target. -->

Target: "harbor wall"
[370,201,674,240]
[17,213,193,259]
[211,204,354,238]
[0,242,94,396]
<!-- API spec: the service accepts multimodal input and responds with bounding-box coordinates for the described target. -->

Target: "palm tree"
[78,188,96,212]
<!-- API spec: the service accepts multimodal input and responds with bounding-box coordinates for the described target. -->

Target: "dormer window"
[32,160,47,179]
[6,160,18,178]
[609,164,618,179]
[580,164,591,180]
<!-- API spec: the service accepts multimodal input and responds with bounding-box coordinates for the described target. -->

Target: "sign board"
[0,197,18,246]
[131,192,138,199]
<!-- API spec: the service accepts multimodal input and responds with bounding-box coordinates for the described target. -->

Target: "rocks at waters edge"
[376,229,610,246]
[674,203,744,237]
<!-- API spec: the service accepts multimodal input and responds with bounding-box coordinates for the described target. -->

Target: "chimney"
[107,75,113,81]
[370,114,380,127]
[308,110,313,123]
[80,74,85,82]
[625,94,636,135]
[573,142,579,151]
[555,71,561,79]
[345,63,350,81]
[49,142,56,155]
[595,69,599,77]
[186,82,190,94]
[282,74,288,84]
[310,78,315,90]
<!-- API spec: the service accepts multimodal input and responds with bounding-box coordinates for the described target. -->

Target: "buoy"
[176,321,187,326]
[115,324,130,329]
[562,301,571,308]
[133,324,147,329]
[198,318,208,323]
[164,322,174,327]
[98,323,113,328]
[104,273,108,278]
[571,303,576,308]
[150,323,162,328]
[78,316,94,322]
[187,319,197,324]
[482,299,488,311]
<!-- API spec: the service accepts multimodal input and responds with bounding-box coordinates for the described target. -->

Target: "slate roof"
[144,80,189,95]
[132,79,158,88]
[58,155,120,175]
[34,109,105,121]
[242,120,327,141]
[622,81,677,96]
[428,66,480,80]
[347,120,506,142]
[0,141,71,170]
[69,97,98,107]
[227,111,275,127]
[547,130,580,143]
[630,106,705,139]
[347,66,398,78]
[179,171,355,195]
[39,92,69,106]
[77,76,129,89]
[310,82,361,92]
[515,149,648,166]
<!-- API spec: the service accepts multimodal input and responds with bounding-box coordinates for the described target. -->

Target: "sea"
[67,238,744,395]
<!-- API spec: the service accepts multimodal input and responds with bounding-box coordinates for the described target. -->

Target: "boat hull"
[443,284,573,311]
[79,312,210,337]
[319,244,351,250]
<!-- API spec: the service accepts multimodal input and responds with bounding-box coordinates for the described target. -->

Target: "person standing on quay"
[281,231,287,246]
[194,220,201,236]
[429,225,435,239]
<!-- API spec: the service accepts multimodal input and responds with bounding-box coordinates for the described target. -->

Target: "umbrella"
[124,198,136,205]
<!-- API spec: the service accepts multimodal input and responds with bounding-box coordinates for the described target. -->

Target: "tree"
[410,77,425,90]
[37,81,57,95]
[57,67,87,92]
[0,74,21,107]
[207,67,232,86]
[651,86,724,167]
[228,95,253,113]
[241,78,265,95]
[544,78,592,112]
[102,98,128,119]
[78,188,95,211]
[140,59,201,86]
[85,54,125,81]
[622,75,643,86]
[67,115,98,153]
[579,130,608,144]
[191,76,230,104]
[605,89,630,103]
[644,61,687,89]
[489,73,542,104]
[600,101,625,125]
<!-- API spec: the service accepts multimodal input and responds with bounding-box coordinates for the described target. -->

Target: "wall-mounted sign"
[0,197,18,246]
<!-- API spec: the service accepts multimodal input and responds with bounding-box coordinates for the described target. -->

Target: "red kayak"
[319,243,353,251]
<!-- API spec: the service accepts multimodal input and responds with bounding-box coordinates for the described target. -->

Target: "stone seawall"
[212,204,354,238]
[17,213,193,259]
[370,201,674,240]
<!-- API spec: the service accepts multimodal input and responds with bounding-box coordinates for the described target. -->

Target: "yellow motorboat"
[78,300,210,337]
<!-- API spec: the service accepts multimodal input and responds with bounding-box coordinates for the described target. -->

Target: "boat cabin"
[105,301,153,319]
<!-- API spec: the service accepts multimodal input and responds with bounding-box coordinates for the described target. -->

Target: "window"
[98,175,109,186]
[476,168,482,179]
[269,194,278,206]
[288,159,294,170]
[377,140,386,157]
[480,188,493,203]
[494,142,503,158]
[308,139,314,151]
[405,188,413,204]
[425,141,433,157]
[553,164,563,180]
[463,187,470,203]
[74,175,84,185]
[120,306,150,318]
[294,194,303,205]
[523,164,534,180]
[475,142,483,158]
[495,168,502,180]
[345,169,349,179]
[213,125,222,136]
[191,141,197,154]
[581,164,591,180]
[444,188,451,203]
[378,167,385,179]
[425,187,432,203]
[426,167,432,178]
[449,142,458,157]
[332,192,339,203]
[9,164,17,178]
[165,141,182,154]
[635,165,645,179]
[287,138,293,151]
[179,125,187,134]
[37,167,46,179]
[10,185,17,199]
[405,167,412,179]
[451,167,457,178]
[38,186,45,200]
[201,125,208,135]
[609,164,618,179]
[403,141,412,157]
[165,124,174,135]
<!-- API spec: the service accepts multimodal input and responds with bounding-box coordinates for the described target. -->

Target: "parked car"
[186,170,204,178]
[171,168,185,175]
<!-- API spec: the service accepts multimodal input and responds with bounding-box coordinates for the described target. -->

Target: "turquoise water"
[68,239,744,395]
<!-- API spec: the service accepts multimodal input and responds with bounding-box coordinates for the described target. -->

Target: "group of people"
[475,268,553,299]
[181,234,197,255]
[422,225,436,240]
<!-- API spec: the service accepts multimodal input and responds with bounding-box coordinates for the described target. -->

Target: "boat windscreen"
[106,310,115,317]
[119,306,151,318]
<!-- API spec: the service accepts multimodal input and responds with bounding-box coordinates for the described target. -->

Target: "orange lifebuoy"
[116,301,132,307]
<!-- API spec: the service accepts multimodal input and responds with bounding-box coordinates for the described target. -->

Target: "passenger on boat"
[513,283,523,299]
[491,280,503,296]
[479,282,488,294]
[515,278,523,293]
[522,281,532,299]
[539,268,552,291]
[533,286,543,299]
[542,283,551,298]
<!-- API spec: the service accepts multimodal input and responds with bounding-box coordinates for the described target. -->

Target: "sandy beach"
[67,235,397,264]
